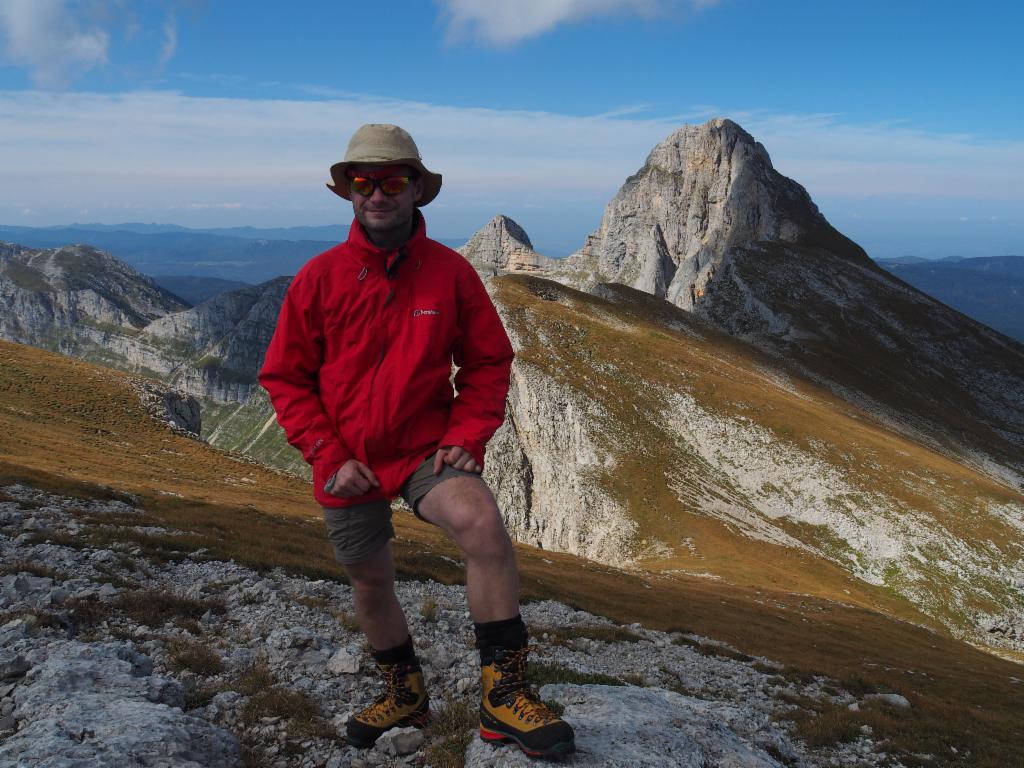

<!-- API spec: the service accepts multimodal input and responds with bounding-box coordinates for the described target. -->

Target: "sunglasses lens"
[348,176,411,197]
[380,176,411,195]
[349,177,375,196]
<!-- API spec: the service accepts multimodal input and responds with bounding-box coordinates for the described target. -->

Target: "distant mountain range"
[0,223,467,284]
[876,256,1024,342]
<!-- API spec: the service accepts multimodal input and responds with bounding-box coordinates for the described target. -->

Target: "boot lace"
[491,647,561,726]
[360,662,417,725]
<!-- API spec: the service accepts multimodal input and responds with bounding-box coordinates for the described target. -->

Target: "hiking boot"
[479,645,575,758]
[346,659,431,748]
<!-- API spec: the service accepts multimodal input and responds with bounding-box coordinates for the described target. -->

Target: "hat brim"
[326,158,442,206]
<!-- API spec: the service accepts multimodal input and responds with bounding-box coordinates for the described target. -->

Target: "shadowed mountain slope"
[877,256,1024,343]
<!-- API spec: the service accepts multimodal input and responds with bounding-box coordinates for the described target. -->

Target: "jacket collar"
[346,209,428,266]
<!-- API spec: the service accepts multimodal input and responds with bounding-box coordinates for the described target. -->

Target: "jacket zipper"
[362,247,406,464]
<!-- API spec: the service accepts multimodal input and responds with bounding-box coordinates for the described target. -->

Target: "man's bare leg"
[343,540,430,747]
[416,475,575,756]
[415,476,519,622]
[343,542,409,650]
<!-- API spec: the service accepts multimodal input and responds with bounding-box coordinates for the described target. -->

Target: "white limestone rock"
[376,725,425,756]
[327,647,361,675]
[466,684,784,767]
[0,640,238,767]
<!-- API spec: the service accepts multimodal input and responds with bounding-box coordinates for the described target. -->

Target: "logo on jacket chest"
[412,309,441,317]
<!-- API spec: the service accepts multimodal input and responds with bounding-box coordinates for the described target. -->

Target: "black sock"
[475,615,528,664]
[372,634,417,666]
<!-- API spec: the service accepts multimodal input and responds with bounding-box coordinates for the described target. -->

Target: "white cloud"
[0,0,109,88]
[0,89,1021,250]
[158,14,177,67]
[438,0,713,45]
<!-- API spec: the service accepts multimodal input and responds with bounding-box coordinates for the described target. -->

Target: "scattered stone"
[864,693,911,709]
[377,725,425,756]
[0,655,30,681]
[327,648,360,675]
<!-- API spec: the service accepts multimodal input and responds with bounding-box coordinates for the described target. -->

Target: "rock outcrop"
[458,215,559,275]
[485,357,636,565]
[131,378,202,437]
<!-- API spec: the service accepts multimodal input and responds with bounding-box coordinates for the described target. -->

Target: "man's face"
[349,163,423,245]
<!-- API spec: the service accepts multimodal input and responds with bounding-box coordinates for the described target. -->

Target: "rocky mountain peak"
[565,117,867,308]
[458,215,558,275]
[557,118,1024,485]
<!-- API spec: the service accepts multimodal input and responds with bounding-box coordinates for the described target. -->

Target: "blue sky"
[1,0,1021,258]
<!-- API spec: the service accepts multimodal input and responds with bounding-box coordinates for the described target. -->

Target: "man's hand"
[432,445,482,475]
[325,459,381,497]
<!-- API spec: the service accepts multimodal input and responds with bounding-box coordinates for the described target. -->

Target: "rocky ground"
[0,484,915,767]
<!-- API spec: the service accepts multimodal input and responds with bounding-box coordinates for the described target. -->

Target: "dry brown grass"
[0,559,59,580]
[234,659,277,695]
[240,686,319,725]
[167,637,224,676]
[112,588,225,628]
[2,340,1023,766]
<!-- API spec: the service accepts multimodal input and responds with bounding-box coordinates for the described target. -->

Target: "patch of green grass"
[2,260,54,292]
[529,662,625,687]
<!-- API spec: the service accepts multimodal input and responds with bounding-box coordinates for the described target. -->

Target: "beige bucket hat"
[327,124,442,206]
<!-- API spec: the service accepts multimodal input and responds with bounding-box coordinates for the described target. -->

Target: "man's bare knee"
[344,547,396,595]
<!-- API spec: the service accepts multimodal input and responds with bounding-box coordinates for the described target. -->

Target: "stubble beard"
[358,209,416,250]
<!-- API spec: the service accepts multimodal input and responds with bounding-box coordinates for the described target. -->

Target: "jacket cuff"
[438,434,485,468]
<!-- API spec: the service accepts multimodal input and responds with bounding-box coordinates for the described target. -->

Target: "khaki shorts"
[322,456,484,565]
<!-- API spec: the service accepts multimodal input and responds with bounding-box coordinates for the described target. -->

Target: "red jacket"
[259,212,514,508]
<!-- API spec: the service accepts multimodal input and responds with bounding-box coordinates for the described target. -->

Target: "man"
[259,124,575,758]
